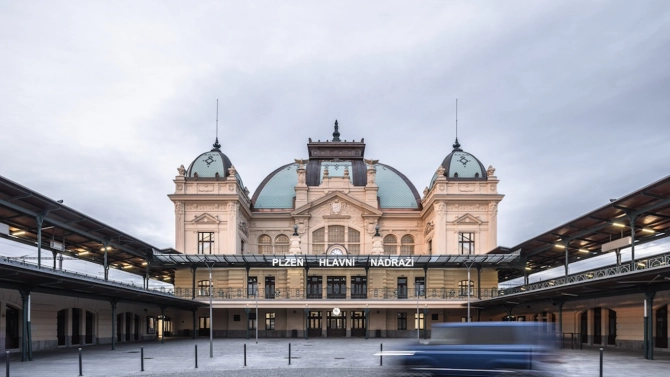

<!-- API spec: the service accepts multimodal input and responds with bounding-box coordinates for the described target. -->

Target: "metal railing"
[173,287,501,300]
[500,250,670,296]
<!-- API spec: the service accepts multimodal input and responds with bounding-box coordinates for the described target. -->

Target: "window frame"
[197,232,214,254]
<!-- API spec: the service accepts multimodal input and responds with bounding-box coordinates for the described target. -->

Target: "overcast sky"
[1,1,669,252]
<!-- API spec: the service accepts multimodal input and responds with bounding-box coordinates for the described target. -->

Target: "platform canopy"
[0,175,176,280]
[491,175,670,282]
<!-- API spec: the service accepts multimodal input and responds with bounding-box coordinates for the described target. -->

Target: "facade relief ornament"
[174,201,183,220]
[238,220,249,237]
[331,199,344,214]
[424,221,434,236]
[228,165,237,177]
[435,201,447,213]
[458,184,475,192]
[436,166,445,176]
[198,184,215,192]
[227,202,238,213]
[176,184,184,192]
[423,187,429,197]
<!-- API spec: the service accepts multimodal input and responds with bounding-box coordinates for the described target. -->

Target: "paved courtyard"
[4,338,670,377]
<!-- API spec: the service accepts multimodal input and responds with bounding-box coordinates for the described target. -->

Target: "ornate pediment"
[292,191,382,217]
[192,213,220,224]
[453,213,482,225]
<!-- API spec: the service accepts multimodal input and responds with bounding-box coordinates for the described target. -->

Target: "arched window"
[311,226,360,254]
[312,228,325,254]
[258,235,272,254]
[328,225,345,243]
[275,234,289,254]
[384,235,397,255]
[197,280,212,296]
[400,235,414,255]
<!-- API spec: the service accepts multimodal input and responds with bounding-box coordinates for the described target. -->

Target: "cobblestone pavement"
[4,338,670,377]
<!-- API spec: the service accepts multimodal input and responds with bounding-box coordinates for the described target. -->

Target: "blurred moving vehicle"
[393,321,558,377]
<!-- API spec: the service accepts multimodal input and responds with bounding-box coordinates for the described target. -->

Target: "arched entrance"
[5,306,20,349]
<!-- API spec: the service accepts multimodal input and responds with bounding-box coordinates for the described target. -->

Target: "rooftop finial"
[212,99,221,151]
[332,119,341,142]
[453,99,462,151]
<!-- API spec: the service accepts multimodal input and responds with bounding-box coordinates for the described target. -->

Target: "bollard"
[599,347,603,377]
[141,347,144,372]
[380,343,383,366]
[78,348,83,376]
[195,345,198,369]
[244,344,247,367]
[288,343,291,365]
[6,350,9,377]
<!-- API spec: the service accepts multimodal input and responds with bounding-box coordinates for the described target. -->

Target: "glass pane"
[329,225,345,243]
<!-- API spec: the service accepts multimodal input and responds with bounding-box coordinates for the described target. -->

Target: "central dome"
[251,121,421,209]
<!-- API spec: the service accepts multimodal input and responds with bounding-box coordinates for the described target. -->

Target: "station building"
[161,123,514,338]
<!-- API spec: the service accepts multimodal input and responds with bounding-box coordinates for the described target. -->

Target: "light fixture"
[612,222,625,228]
[578,248,589,253]
[100,246,112,251]
[142,262,148,266]
[560,292,578,297]
[123,265,132,269]
[11,231,25,236]
[642,228,655,234]
[554,244,565,249]
[78,251,89,256]
[525,267,531,271]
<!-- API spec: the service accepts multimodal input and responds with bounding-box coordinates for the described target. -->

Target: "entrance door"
[593,308,602,345]
[327,310,346,337]
[656,305,668,348]
[351,276,367,299]
[308,311,322,337]
[608,309,616,345]
[86,311,94,344]
[72,308,81,345]
[57,309,67,346]
[5,306,19,349]
[351,311,366,337]
[580,311,588,344]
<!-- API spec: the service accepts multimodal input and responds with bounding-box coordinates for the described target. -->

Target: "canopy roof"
[492,175,670,282]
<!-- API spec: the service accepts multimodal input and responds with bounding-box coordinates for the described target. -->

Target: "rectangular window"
[458,232,475,255]
[327,276,346,299]
[147,316,156,334]
[265,312,275,330]
[398,312,407,330]
[199,316,210,329]
[397,277,408,299]
[414,277,425,298]
[415,312,425,330]
[247,276,258,298]
[248,312,256,330]
[459,280,474,297]
[197,280,212,296]
[307,276,322,299]
[265,276,275,299]
[351,276,367,299]
[198,232,215,254]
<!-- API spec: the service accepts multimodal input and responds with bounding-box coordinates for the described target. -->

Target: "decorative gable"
[453,213,482,225]
[192,213,220,224]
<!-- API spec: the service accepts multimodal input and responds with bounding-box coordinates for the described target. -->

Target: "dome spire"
[332,119,341,142]
[452,99,462,151]
[212,99,221,151]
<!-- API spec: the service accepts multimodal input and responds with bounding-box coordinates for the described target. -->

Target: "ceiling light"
[554,244,565,249]
[525,267,531,271]
[612,222,625,228]
[78,251,89,256]
[578,248,589,253]
[142,262,148,266]
[11,231,25,236]
[100,246,112,251]
[642,228,655,234]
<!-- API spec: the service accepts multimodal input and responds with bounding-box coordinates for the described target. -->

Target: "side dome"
[430,138,487,188]
[185,139,243,185]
